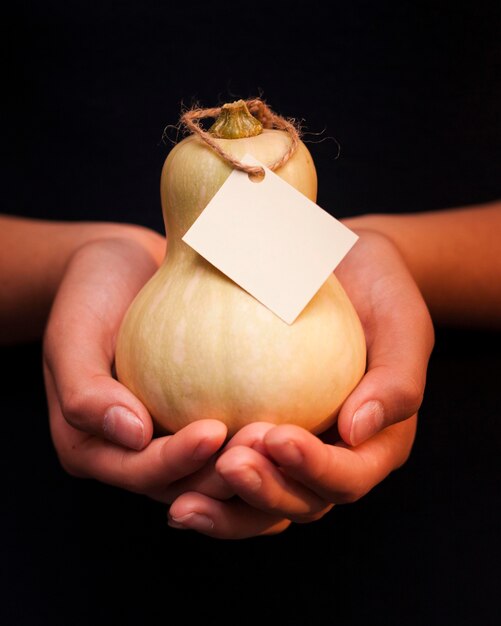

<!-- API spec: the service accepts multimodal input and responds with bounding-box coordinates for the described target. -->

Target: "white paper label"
[182,154,358,324]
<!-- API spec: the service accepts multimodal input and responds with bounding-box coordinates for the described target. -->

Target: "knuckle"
[61,389,92,430]
[117,453,143,493]
[337,485,365,504]
[337,492,359,505]
[57,453,87,479]
[394,439,414,469]
[259,490,282,513]
[398,376,424,416]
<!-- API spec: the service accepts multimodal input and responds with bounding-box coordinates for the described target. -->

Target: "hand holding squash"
[166,229,434,538]
[168,417,417,538]
[43,234,230,500]
[334,227,434,444]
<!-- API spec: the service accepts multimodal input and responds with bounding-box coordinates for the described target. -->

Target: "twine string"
[180,99,300,176]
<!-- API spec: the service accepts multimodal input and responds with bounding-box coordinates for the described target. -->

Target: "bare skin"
[1,201,499,538]
[167,201,500,537]
[0,216,165,343]
[343,201,501,328]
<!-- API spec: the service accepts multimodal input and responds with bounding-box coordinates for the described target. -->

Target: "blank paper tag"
[182,154,358,324]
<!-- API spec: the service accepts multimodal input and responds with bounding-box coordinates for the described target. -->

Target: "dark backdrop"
[2,2,500,625]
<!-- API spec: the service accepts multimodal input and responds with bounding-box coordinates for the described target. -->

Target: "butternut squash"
[115,101,366,436]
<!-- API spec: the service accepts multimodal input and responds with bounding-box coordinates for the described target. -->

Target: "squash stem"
[209,100,263,139]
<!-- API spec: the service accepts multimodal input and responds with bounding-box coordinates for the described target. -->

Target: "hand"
[166,229,433,538]
[43,233,228,500]
[167,417,416,538]
[335,227,434,445]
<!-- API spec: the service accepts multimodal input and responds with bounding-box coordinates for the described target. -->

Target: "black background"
[2,1,501,625]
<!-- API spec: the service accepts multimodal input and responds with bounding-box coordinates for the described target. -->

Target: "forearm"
[343,201,501,327]
[0,215,165,344]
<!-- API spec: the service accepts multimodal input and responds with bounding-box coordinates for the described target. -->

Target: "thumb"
[337,311,434,447]
[337,366,423,447]
[44,361,153,451]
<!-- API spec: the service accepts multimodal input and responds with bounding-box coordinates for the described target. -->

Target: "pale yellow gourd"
[115,101,366,436]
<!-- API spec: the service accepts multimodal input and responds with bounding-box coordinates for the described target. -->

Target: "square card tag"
[182,154,358,324]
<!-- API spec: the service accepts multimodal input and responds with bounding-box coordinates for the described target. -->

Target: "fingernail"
[250,440,268,456]
[168,513,214,532]
[276,440,303,466]
[104,405,144,450]
[350,400,385,446]
[193,438,216,461]
[225,466,262,492]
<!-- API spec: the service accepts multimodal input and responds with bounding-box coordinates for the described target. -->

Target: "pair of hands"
[43,226,434,539]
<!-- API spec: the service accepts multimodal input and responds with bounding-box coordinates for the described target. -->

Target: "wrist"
[0,217,165,344]
[342,213,421,283]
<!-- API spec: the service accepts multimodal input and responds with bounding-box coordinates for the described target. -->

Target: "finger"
[47,374,227,498]
[262,420,416,504]
[337,363,424,448]
[162,422,280,503]
[44,239,158,448]
[89,420,227,495]
[168,493,291,539]
[163,458,235,503]
[44,357,155,450]
[224,421,277,456]
[215,445,332,523]
[162,422,277,503]
[337,240,434,445]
